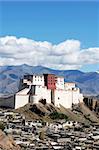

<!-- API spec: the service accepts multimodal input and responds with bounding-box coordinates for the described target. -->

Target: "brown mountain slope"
[16,102,99,125]
[0,130,21,150]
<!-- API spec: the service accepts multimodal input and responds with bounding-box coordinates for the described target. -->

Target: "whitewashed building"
[54,85,83,108]
[54,89,73,108]
[32,75,44,86]
[15,88,30,109]
[65,82,76,90]
[0,74,83,109]
[30,85,51,104]
[56,76,64,90]
[16,75,83,109]
[23,74,44,86]
[72,87,83,104]
[0,88,30,109]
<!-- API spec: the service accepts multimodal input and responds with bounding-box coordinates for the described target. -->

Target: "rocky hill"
[0,64,99,96]
[15,102,99,125]
[0,129,21,150]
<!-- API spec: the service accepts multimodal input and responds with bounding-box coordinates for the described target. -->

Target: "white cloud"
[79,48,99,64]
[0,36,99,70]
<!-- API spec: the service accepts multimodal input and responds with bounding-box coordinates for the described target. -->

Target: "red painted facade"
[44,74,56,89]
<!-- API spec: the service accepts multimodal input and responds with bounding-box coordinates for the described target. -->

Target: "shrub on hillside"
[50,112,68,120]
[0,122,5,131]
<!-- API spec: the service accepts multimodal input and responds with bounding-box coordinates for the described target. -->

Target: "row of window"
[56,83,64,85]
[34,79,43,81]
[34,76,43,79]
[48,83,56,85]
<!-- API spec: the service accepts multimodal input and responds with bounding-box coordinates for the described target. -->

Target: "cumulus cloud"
[0,36,99,70]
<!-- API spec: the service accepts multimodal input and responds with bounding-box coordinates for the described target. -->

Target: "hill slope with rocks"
[15,102,99,125]
[0,64,99,96]
[0,129,21,150]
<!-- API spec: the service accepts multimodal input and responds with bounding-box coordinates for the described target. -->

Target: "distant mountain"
[0,64,99,96]
[96,70,99,74]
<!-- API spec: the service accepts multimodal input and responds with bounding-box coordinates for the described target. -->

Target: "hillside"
[0,129,21,150]
[15,102,99,125]
[0,64,99,96]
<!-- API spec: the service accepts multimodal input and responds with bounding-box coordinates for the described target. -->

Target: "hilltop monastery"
[0,74,83,109]
[14,74,83,109]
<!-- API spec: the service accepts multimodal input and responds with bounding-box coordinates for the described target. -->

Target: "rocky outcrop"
[0,130,21,150]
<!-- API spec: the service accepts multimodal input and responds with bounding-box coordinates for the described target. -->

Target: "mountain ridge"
[0,64,99,96]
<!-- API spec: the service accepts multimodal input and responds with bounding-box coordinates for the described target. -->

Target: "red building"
[44,74,56,89]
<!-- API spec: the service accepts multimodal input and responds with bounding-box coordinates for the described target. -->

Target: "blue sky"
[0,0,99,72]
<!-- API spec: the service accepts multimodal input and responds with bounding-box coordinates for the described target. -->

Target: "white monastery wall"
[54,89,73,108]
[56,77,64,90]
[32,75,44,86]
[23,75,44,86]
[15,88,29,109]
[65,82,75,90]
[15,95,29,109]
[54,88,83,108]
[15,75,84,109]
[72,88,83,104]
[30,86,51,104]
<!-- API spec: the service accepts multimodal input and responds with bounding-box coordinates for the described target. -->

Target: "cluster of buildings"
[0,109,99,150]
[0,74,83,109]
[46,121,99,150]
[16,74,83,109]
